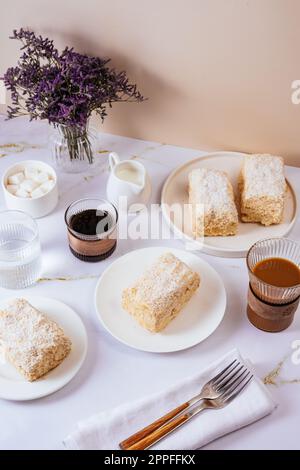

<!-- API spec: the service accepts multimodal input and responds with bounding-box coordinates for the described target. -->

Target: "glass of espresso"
[246,238,300,332]
[64,198,118,262]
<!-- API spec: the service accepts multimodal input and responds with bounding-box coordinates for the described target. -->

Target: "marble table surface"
[0,115,300,450]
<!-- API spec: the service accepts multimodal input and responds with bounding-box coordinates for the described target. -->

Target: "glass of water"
[0,210,42,289]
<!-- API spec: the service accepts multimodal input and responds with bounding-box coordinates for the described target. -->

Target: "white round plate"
[161,152,297,258]
[94,247,226,353]
[0,296,87,401]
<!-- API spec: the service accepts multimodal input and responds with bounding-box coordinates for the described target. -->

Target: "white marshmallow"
[20,179,39,192]
[15,187,30,198]
[6,184,19,195]
[24,167,39,180]
[8,172,25,185]
[31,186,46,199]
[33,171,49,184]
[39,180,55,194]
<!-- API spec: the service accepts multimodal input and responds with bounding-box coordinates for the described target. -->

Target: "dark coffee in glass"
[65,199,118,262]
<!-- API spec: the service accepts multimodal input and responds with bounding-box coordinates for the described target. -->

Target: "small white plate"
[94,247,226,353]
[161,152,297,258]
[0,296,87,401]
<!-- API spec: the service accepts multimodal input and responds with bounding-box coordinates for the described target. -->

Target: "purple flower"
[1,28,145,128]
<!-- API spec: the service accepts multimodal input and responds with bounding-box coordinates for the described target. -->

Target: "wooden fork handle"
[119,402,189,450]
[125,412,189,450]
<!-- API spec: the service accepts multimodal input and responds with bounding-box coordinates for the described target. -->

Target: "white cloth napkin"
[64,349,276,450]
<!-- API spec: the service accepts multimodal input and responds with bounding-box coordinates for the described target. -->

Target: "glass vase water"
[50,122,98,173]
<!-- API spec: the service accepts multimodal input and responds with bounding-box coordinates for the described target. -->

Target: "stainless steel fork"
[119,361,253,450]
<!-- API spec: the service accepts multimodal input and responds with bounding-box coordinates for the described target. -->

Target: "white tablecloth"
[0,115,299,450]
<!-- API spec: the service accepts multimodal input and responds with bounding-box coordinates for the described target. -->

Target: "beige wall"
[1,0,300,165]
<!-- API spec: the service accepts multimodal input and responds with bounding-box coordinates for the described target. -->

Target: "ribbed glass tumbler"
[0,210,42,289]
[246,238,300,332]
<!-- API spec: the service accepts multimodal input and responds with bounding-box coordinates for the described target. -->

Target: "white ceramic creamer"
[106,153,151,212]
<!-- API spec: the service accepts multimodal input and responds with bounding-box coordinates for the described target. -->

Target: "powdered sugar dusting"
[243,154,286,198]
[130,253,199,312]
[189,168,237,215]
[0,298,71,375]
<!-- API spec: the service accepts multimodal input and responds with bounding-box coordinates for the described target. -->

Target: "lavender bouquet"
[3,29,144,167]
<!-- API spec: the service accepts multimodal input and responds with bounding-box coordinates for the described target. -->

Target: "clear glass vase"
[50,122,98,173]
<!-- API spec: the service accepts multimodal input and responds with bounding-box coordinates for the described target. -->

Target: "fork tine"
[209,359,237,385]
[210,359,237,385]
[222,374,253,404]
[215,363,244,391]
[211,360,239,387]
[220,368,250,397]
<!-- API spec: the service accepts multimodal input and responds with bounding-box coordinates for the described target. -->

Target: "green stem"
[60,125,94,164]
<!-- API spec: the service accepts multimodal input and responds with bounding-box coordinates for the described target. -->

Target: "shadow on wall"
[41,30,184,141]
[4,23,299,165]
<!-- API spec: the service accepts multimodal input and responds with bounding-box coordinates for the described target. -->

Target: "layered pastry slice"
[0,298,72,381]
[122,252,200,333]
[188,168,238,237]
[239,154,286,226]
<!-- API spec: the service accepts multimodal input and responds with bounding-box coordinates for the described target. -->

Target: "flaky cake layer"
[239,154,286,226]
[122,253,200,333]
[0,299,72,381]
[189,168,238,237]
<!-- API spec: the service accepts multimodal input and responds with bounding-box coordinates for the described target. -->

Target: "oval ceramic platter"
[94,247,226,353]
[161,152,297,258]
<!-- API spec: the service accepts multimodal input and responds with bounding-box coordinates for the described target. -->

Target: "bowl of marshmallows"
[2,160,58,218]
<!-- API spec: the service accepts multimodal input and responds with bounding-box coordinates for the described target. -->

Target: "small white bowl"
[2,160,58,218]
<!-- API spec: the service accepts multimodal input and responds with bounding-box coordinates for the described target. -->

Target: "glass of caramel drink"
[246,238,300,332]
